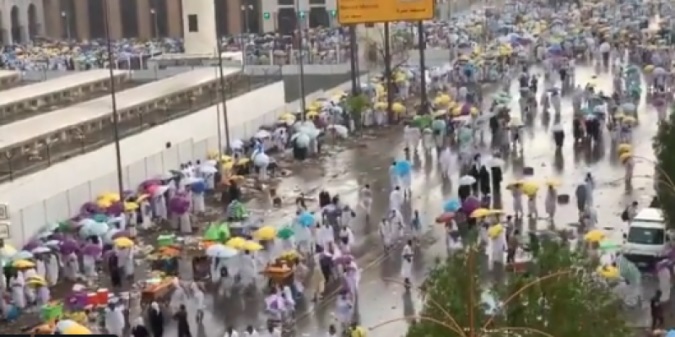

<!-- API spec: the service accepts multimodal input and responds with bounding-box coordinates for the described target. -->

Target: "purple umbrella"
[460,103,472,116]
[141,179,162,192]
[59,239,80,255]
[80,202,103,215]
[50,233,66,241]
[169,196,190,215]
[23,239,43,252]
[333,254,353,264]
[107,201,124,216]
[81,243,102,256]
[462,197,480,216]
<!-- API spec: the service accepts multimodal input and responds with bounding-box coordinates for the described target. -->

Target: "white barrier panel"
[0,67,238,151]
[0,70,20,89]
[0,76,331,246]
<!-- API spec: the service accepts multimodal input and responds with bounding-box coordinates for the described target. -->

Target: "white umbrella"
[183,177,204,185]
[31,246,51,254]
[292,133,311,148]
[459,175,477,186]
[200,165,218,174]
[327,124,349,138]
[255,130,271,139]
[231,139,244,150]
[253,153,270,167]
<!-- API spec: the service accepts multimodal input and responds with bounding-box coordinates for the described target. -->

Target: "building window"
[309,0,325,4]
[278,0,294,5]
[188,14,198,32]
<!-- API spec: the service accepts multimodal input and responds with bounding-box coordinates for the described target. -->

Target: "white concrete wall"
[1,0,44,44]
[182,0,217,55]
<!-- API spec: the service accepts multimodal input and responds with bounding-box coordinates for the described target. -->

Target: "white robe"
[389,190,403,212]
[440,148,453,178]
[46,254,59,286]
[192,193,206,213]
[400,244,413,280]
[105,306,126,337]
[10,274,25,309]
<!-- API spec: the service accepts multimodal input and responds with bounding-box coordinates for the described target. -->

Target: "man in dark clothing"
[174,305,192,337]
[651,290,664,330]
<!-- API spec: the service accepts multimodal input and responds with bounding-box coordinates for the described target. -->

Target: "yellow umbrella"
[27,275,47,286]
[113,237,134,248]
[487,224,504,238]
[242,241,263,252]
[596,265,620,279]
[486,209,503,216]
[226,237,247,249]
[545,178,561,187]
[13,259,36,268]
[306,111,320,118]
[392,102,406,114]
[96,199,113,208]
[374,102,387,110]
[98,192,120,202]
[450,106,461,116]
[254,226,277,240]
[644,64,655,72]
[522,181,539,196]
[124,202,139,211]
[623,116,636,124]
[470,208,491,218]
[432,110,447,117]
[584,229,605,242]
[617,143,632,154]
[470,107,479,116]
[619,152,633,163]
[62,324,92,335]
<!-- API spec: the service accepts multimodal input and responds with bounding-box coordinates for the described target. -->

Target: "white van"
[622,208,669,269]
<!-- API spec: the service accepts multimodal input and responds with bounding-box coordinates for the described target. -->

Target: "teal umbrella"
[616,255,641,285]
[277,227,294,240]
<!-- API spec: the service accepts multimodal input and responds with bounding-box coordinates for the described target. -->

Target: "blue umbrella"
[80,221,109,237]
[443,199,461,212]
[395,160,412,177]
[667,330,675,337]
[297,212,315,227]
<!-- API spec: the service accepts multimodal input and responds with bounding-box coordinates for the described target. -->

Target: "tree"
[345,94,370,130]
[652,110,675,228]
[399,240,632,337]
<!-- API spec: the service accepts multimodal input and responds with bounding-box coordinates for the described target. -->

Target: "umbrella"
[470,208,490,218]
[598,240,621,252]
[200,165,218,174]
[204,223,230,242]
[13,259,36,268]
[242,241,263,251]
[327,124,349,137]
[205,244,238,258]
[80,221,109,237]
[82,243,102,256]
[254,226,277,240]
[60,239,80,255]
[459,175,477,186]
[584,230,605,242]
[443,199,461,212]
[62,324,92,335]
[27,275,47,286]
[0,244,17,258]
[226,237,247,249]
[55,319,79,331]
[617,143,632,154]
[619,152,633,162]
[277,227,294,240]
[435,212,455,223]
[596,265,620,279]
[462,197,480,215]
[113,237,134,248]
[111,230,131,240]
[616,255,641,285]
[22,240,43,252]
[488,224,504,238]
[12,250,34,260]
[31,246,51,254]
[395,160,412,177]
[522,181,539,196]
[297,212,315,227]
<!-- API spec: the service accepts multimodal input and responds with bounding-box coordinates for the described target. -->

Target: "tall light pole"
[215,32,231,152]
[103,0,125,197]
[150,8,159,38]
[61,11,71,40]
[294,0,307,118]
[240,3,254,33]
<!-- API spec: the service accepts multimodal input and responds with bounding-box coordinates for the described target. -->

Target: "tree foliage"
[652,110,675,228]
[345,94,370,129]
[406,240,632,337]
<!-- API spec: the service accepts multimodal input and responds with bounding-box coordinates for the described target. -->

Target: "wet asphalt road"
[158,63,665,337]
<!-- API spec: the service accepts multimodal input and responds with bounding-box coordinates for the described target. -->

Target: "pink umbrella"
[169,196,190,215]
[59,239,80,255]
[81,243,102,256]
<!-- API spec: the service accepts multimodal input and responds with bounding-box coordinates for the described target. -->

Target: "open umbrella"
[435,212,455,223]
[277,227,294,240]
[395,160,412,177]
[0,244,17,258]
[113,237,134,248]
[584,230,605,242]
[205,244,238,258]
[226,237,247,249]
[82,243,102,256]
[297,212,315,227]
[443,198,461,212]
[462,197,480,215]
[31,246,51,254]
[254,226,277,240]
[242,241,263,251]
[13,259,36,268]
[470,208,491,218]
[12,250,34,260]
[459,175,477,186]
[60,239,79,255]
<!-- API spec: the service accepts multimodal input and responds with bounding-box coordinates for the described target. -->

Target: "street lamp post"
[61,11,71,40]
[150,8,159,38]
[294,0,307,119]
[240,4,254,34]
[103,0,125,198]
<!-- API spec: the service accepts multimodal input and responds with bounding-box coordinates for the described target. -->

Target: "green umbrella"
[204,224,222,241]
[217,222,231,241]
[277,227,294,240]
[599,240,621,252]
